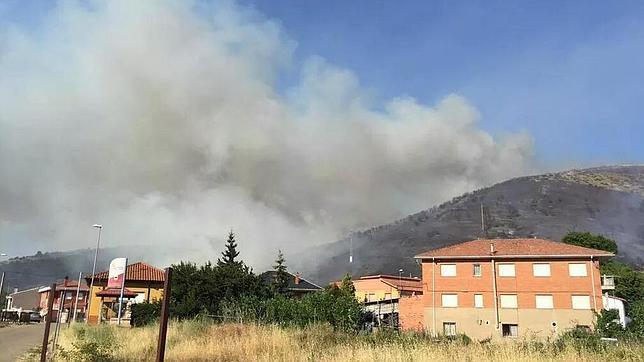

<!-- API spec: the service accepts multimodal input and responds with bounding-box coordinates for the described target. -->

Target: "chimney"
[294,272,301,285]
[64,276,69,286]
[490,243,496,255]
[13,287,18,294]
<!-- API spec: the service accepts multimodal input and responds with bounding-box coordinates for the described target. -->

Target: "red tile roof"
[90,262,165,282]
[415,238,614,259]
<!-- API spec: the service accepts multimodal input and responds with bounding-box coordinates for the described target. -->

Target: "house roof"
[415,238,615,260]
[9,286,43,297]
[95,287,139,298]
[88,262,165,283]
[259,271,322,291]
[357,275,423,293]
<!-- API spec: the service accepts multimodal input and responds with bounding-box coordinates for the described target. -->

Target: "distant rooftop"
[357,275,423,293]
[415,238,615,259]
[259,271,322,291]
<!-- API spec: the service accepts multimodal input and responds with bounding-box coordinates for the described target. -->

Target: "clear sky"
[2,0,643,166]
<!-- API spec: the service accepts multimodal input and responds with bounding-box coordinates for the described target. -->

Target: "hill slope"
[301,165,644,283]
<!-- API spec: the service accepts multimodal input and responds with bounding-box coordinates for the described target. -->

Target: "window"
[569,263,588,277]
[443,322,456,336]
[441,264,457,277]
[473,264,482,277]
[502,324,519,337]
[66,294,73,300]
[571,295,591,310]
[500,294,518,308]
[384,293,392,300]
[474,294,484,308]
[498,263,516,277]
[533,263,551,277]
[441,294,458,307]
[367,293,376,302]
[535,295,554,309]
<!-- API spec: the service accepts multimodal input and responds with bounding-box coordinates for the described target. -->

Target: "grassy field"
[30,320,644,361]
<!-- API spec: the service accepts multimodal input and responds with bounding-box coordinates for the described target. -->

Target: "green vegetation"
[271,249,289,296]
[562,231,618,254]
[562,231,644,339]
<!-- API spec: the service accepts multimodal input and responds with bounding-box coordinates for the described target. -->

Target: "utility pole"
[0,272,5,304]
[156,267,173,362]
[117,258,128,325]
[86,224,103,324]
[51,290,64,359]
[40,283,56,362]
[72,271,82,323]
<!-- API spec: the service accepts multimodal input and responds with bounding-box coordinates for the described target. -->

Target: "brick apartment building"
[409,238,613,339]
[38,277,89,322]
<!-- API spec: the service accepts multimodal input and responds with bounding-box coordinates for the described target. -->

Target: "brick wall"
[399,294,424,331]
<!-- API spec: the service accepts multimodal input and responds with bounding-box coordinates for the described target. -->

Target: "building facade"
[38,277,89,322]
[85,262,165,325]
[413,238,613,340]
[6,286,41,311]
[351,275,422,303]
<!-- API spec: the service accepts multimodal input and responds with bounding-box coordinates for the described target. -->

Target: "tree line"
[562,231,644,338]
[131,231,363,330]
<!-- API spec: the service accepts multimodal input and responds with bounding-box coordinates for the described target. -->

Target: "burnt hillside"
[301,165,644,283]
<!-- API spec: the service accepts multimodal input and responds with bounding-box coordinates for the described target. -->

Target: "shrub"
[131,301,161,327]
[58,325,119,361]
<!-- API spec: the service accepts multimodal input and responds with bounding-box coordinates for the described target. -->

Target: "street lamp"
[86,224,103,324]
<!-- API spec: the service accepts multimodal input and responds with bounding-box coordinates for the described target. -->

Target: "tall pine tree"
[272,249,289,296]
[218,230,240,267]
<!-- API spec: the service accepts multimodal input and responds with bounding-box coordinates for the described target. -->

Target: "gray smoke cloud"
[0,1,534,267]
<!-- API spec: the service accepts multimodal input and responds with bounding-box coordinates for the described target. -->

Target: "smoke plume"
[0,1,534,267]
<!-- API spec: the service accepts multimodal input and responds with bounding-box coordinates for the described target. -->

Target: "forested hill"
[301,165,644,283]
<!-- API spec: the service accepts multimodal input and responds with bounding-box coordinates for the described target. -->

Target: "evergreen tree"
[272,249,289,296]
[218,230,240,267]
[339,273,356,297]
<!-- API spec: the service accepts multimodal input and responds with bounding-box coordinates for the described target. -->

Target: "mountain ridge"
[298,165,644,283]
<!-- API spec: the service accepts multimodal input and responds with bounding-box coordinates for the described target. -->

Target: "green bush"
[219,284,364,331]
[131,301,161,327]
[57,325,119,361]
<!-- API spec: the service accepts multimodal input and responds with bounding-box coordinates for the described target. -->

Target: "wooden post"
[156,267,172,362]
[40,283,56,362]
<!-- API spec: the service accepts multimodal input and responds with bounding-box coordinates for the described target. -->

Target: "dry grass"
[48,321,644,361]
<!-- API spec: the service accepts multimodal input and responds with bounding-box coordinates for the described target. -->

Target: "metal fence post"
[40,283,57,362]
[156,267,172,362]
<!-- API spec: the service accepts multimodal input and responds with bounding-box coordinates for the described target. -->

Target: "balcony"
[601,275,615,290]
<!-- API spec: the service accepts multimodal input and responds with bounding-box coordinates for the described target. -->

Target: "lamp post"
[85,224,102,324]
[397,268,403,329]
[0,254,8,308]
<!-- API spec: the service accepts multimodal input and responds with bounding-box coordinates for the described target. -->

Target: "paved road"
[0,324,44,361]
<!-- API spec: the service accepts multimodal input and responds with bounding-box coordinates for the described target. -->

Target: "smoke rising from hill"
[0,1,534,267]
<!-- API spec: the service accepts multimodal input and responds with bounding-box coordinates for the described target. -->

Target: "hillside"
[4,165,643,289]
[299,165,644,283]
[0,246,181,291]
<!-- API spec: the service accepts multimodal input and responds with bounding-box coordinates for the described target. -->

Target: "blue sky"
[240,0,644,166]
[3,0,644,167]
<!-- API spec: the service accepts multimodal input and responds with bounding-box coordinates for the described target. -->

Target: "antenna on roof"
[349,233,353,264]
[480,203,486,237]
